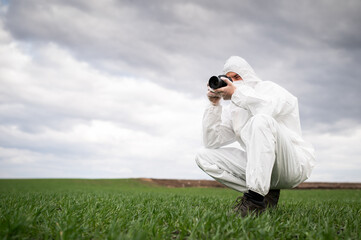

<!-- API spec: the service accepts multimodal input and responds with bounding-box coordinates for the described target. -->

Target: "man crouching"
[195,56,315,217]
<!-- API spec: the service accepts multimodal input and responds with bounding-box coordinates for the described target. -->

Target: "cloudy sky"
[0,0,360,182]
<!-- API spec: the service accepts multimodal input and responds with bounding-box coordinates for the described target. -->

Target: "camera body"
[208,75,233,89]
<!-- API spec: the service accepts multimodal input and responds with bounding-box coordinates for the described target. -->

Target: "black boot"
[264,189,281,208]
[233,191,266,217]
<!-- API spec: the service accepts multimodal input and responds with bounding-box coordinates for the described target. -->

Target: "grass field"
[0,179,360,239]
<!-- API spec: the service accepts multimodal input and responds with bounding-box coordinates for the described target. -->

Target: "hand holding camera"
[207,75,236,102]
[207,90,221,106]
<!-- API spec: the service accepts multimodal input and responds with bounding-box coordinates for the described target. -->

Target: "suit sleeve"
[230,83,296,118]
[202,104,236,148]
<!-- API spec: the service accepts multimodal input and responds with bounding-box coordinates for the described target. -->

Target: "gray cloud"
[1,0,361,181]
[4,0,361,131]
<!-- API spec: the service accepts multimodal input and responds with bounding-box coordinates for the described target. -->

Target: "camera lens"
[208,76,221,89]
[208,75,232,89]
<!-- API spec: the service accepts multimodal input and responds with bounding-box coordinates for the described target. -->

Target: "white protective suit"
[195,56,315,196]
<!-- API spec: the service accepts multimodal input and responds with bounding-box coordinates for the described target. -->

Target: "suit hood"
[223,56,262,86]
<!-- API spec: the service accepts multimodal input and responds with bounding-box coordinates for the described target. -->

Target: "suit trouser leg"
[241,114,302,196]
[195,147,248,193]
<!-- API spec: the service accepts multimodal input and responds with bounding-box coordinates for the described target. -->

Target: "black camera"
[208,75,233,89]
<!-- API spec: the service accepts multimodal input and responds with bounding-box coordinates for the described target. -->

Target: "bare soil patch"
[139,178,361,189]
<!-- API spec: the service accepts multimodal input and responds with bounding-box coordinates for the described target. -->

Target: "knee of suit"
[195,148,211,168]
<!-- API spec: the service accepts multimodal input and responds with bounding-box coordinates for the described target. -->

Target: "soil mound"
[139,178,361,189]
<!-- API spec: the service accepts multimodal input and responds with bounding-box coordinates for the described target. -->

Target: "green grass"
[0,179,360,239]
